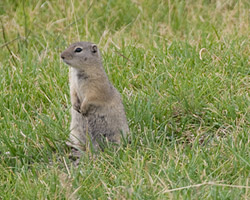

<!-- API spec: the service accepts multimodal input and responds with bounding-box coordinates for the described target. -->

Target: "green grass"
[0,0,249,199]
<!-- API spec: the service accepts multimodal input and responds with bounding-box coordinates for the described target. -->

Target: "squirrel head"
[61,42,102,69]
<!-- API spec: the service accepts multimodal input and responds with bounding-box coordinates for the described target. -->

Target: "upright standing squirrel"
[61,41,129,151]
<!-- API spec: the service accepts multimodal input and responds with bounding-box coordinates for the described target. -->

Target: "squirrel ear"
[91,44,98,53]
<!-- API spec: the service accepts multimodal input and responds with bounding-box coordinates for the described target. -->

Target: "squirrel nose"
[61,54,65,59]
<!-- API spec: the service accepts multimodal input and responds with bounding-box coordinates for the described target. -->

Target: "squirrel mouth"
[62,59,72,65]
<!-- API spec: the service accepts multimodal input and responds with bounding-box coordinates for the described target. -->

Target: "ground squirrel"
[61,41,129,151]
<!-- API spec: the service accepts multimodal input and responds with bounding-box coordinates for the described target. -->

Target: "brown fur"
[61,42,129,151]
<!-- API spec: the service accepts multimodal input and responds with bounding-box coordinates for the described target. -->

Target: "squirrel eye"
[74,47,83,53]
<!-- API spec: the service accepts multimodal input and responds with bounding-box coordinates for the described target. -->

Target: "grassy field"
[0,0,249,199]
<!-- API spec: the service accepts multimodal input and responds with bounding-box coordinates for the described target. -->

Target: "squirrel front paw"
[73,103,81,113]
[80,103,90,116]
